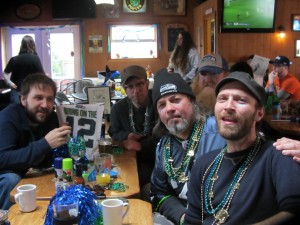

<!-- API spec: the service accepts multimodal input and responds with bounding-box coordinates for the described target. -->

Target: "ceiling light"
[94,0,114,4]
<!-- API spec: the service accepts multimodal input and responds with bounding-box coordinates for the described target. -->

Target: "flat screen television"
[221,0,277,33]
[292,15,300,31]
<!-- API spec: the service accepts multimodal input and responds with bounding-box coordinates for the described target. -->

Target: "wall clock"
[16,3,41,20]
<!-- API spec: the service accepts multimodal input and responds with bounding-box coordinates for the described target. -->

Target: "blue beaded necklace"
[201,137,262,224]
[163,117,205,183]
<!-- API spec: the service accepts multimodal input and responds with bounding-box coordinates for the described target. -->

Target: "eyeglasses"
[124,81,146,91]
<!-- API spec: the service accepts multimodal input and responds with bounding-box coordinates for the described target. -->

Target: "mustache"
[37,108,50,113]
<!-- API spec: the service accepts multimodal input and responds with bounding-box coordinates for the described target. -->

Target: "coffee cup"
[101,199,129,225]
[14,184,37,212]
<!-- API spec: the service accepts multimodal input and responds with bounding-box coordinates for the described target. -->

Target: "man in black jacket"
[0,73,71,209]
[108,65,158,197]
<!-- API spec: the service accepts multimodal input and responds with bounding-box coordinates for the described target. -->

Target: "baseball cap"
[152,68,195,107]
[121,65,147,85]
[199,54,229,75]
[215,71,266,106]
[269,56,291,66]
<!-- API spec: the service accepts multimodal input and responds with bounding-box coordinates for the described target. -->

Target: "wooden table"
[8,199,153,225]
[264,115,300,136]
[10,150,140,202]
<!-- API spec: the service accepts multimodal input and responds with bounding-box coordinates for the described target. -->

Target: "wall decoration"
[100,0,120,18]
[154,0,186,16]
[16,3,41,20]
[123,0,147,13]
[296,40,300,57]
[165,24,187,52]
[89,35,103,53]
[292,14,300,31]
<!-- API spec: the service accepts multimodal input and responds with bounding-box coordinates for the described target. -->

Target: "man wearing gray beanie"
[150,68,226,225]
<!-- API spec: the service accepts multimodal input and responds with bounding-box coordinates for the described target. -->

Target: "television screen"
[292,15,300,31]
[221,0,277,33]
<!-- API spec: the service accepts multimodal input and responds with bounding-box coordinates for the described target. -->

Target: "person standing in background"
[167,31,201,84]
[3,35,45,104]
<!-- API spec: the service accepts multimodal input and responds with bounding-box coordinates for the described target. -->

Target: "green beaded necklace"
[163,117,205,183]
[201,137,262,224]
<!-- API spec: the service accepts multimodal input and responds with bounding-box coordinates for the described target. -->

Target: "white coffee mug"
[101,199,129,225]
[14,184,37,212]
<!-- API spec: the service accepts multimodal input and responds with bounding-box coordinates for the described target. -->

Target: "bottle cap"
[82,172,89,182]
[54,157,63,169]
[62,158,73,170]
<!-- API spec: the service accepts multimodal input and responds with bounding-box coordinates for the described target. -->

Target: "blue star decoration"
[98,65,120,85]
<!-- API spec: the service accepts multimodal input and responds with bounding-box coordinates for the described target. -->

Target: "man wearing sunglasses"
[108,65,158,200]
[191,54,229,116]
[265,56,300,100]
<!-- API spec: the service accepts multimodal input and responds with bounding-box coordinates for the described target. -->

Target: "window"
[109,25,158,59]
[1,25,81,82]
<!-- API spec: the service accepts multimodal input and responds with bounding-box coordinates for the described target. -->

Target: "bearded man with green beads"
[184,72,300,225]
[150,68,226,225]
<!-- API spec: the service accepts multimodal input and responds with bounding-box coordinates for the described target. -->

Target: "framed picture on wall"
[292,14,300,31]
[165,24,187,52]
[154,0,186,16]
[123,0,147,13]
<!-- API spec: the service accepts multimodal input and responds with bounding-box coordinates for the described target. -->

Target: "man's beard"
[216,112,256,141]
[165,117,190,136]
[26,108,50,124]
[194,86,216,116]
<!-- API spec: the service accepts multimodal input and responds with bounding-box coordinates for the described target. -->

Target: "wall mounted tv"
[52,0,96,19]
[221,0,277,33]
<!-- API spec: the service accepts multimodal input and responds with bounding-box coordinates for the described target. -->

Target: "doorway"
[1,25,81,82]
[204,13,216,55]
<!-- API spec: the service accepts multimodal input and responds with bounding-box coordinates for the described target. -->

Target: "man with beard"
[184,72,300,225]
[191,54,228,116]
[108,65,157,198]
[0,73,71,210]
[150,68,226,225]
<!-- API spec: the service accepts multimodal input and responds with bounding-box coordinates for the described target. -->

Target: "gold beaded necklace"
[201,137,262,225]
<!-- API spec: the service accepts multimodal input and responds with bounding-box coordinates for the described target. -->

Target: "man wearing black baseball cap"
[266,55,300,100]
[184,71,300,225]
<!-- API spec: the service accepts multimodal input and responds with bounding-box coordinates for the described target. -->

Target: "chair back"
[55,91,73,105]
[75,79,94,93]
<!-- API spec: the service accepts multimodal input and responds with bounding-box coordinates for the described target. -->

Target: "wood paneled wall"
[0,0,198,77]
[194,0,300,80]
[83,1,197,77]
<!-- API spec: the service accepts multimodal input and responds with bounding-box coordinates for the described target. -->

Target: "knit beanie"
[152,68,195,107]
